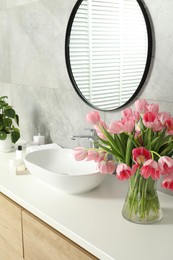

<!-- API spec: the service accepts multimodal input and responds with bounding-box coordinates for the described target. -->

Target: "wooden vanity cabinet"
[0,193,23,259]
[22,210,98,260]
[0,193,97,260]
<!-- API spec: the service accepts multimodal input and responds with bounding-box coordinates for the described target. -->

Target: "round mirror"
[65,0,152,111]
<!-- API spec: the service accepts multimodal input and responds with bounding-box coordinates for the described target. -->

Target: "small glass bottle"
[16,145,23,160]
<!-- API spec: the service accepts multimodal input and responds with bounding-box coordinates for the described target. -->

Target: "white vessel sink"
[24,148,105,194]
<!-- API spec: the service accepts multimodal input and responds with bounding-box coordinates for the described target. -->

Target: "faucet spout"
[71,135,93,140]
[71,129,98,148]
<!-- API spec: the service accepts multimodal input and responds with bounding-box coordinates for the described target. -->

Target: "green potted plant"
[0,96,20,151]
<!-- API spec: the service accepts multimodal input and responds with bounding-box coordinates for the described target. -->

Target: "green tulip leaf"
[113,134,125,160]
[125,136,134,166]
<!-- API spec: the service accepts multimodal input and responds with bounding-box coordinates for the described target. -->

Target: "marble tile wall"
[0,0,173,149]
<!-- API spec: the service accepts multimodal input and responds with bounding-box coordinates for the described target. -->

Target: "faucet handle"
[84,128,98,145]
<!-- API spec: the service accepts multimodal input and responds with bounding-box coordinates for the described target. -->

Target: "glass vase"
[122,172,162,224]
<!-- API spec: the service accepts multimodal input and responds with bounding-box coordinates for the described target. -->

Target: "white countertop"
[0,151,173,260]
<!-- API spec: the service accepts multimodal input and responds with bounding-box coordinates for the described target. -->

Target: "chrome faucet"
[71,129,98,148]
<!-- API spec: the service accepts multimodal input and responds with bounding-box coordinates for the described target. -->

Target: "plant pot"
[0,134,13,152]
[122,172,162,224]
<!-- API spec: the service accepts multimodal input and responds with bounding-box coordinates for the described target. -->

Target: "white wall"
[0,0,172,148]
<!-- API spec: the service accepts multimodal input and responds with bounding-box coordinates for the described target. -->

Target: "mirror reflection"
[66,0,152,111]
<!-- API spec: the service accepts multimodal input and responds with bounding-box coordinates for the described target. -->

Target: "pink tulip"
[109,120,122,134]
[94,126,106,139]
[161,174,173,191]
[143,111,163,132]
[147,103,159,113]
[143,111,157,128]
[164,118,173,135]
[86,111,100,125]
[140,159,161,180]
[86,150,99,161]
[99,119,108,130]
[158,112,171,125]
[119,118,135,133]
[116,163,132,180]
[94,119,108,139]
[132,147,151,165]
[73,147,88,161]
[121,108,133,118]
[95,151,106,163]
[86,150,106,162]
[132,163,140,175]
[158,156,173,175]
[122,108,140,122]
[133,111,140,122]
[98,160,116,174]
[135,99,148,114]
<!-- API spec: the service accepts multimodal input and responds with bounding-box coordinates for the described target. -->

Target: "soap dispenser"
[15,145,28,175]
[16,145,23,160]
[33,127,45,145]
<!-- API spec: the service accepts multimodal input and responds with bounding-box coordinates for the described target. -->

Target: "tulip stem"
[127,133,141,147]
[123,175,161,223]
[150,150,161,160]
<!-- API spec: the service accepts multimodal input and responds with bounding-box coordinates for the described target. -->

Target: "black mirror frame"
[65,0,153,111]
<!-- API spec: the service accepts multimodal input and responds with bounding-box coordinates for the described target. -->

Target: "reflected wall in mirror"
[65,0,152,111]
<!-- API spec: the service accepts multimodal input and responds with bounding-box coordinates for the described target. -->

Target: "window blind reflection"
[69,0,148,110]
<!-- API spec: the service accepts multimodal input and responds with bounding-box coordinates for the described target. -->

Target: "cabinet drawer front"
[22,211,97,260]
[0,193,23,258]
